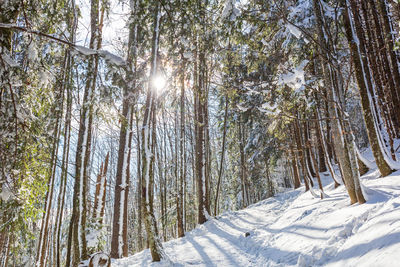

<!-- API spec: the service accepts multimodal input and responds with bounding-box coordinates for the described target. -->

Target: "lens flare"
[151,75,166,92]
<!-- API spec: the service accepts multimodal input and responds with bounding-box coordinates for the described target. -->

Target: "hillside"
[113,170,400,267]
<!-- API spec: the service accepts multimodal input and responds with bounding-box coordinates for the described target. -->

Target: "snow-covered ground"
[113,169,400,267]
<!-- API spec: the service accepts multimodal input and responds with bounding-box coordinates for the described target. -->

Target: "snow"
[278,60,309,92]
[356,146,375,170]
[221,0,240,21]
[87,229,102,248]
[101,50,126,66]
[112,167,400,266]
[236,104,249,112]
[261,101,278,111]
[286,24,302,39]
[320,0,337,19]
[74,45,126,66]
[1,52,19,67]
[27,42,38,62]
[0,184,13,201]
[38,69,51,88]
[183,52,193,60]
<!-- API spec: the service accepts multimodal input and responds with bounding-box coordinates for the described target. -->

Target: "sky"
[76,0,130,53]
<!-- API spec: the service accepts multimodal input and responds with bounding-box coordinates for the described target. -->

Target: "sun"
[151,74,166,93]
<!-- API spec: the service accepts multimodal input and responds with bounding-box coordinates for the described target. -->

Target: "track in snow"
[112,171,400,267]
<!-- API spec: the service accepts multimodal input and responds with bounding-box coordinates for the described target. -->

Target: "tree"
[110,0,140,258]
[66,0,105,265]
[140,1,164,261]
[342,0,393,177]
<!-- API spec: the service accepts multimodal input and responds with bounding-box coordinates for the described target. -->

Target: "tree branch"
[0,23,126,66]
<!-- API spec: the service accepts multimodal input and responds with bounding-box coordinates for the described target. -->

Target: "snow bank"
[112,170,400,267]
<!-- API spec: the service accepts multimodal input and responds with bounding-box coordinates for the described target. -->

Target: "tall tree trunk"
[110,0,139,257]
[313,108,327,173]
[304,122,316,178]
[290,146,301,189]
[362,0,397,158]
[36,49,68,267]
[315,109,341,187]
[238,119,250,207]
[312,0,361,204]
[378,0,400,112]
[157,122,167,241]
[293,119,310,191]
[214,98,229,214]
[66,0,103,265]
[307,133,324,199]
[204,96,211,215]
[135,111,143,251]
[93,153,109,222]
[344,0,393,177]
[141,1,163,261]
[54,15,76,266]
[368,0,400,133]
[194,27,208,224]
[177,41,186,237]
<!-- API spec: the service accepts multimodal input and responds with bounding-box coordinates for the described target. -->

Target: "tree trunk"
[204,96,211,215]
[312,0,360,204]
[238,120,250,207]
[135,112,143,251]
[214,98,229,214]
[304,122,316,178]
[66,0,103,264]
[368,0,400,133]
[316,121,327,173]
[290,146,301,189]
[307,134,324,199]
[194,21,208,223]
[177,40,186,237]
[36,49,67,267]
[344,0,393,177]
[378,0,400,114]
[141,2,163,261]
[293,119,310,191]
[110,0,139,257]
[315,109,341,187]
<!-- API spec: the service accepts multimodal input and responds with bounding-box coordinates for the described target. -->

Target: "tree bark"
[214,98,229,214]
[290,146,301,189]
[66,0,103,265]
[110,0,139,257]
[177,40,186,237]
[293,119,310,191]
[307,133,324,199]
[344,0,393,177]
[140,1,163,261]
[312,0,359,204]
[36,48,67,267]
[194,14,208,223]
[378,0,400,115]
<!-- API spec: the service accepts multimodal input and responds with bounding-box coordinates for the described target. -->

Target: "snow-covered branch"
[0,23,126,66]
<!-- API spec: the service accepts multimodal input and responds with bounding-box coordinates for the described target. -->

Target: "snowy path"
[113,171,400,267]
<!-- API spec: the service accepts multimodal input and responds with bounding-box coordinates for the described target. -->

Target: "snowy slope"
[112,171,400,267]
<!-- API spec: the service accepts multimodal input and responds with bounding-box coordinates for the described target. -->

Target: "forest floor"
[112,164,400,266]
